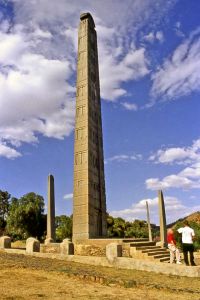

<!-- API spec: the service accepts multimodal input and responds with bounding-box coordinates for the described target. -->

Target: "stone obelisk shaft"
[146,201,152,242]
[73,13,107,241]
[47,174,55,241]
[158,190,167,247]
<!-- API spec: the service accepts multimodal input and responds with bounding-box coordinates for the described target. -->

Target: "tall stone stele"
[73,13,107,241]
[146,201,152,242]
[158,190,167,247]
[45,174,55,243]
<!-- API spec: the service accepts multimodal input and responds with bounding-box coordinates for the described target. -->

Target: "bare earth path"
[0,252,200,299]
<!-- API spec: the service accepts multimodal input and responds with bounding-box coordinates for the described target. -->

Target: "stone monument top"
[80,12,95,28]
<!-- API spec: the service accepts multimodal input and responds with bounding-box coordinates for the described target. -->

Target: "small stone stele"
[44,237,54,245]
[0,236,11,249]
[26,237,40,254]
[106,243,122,262]
[60,238,74,255]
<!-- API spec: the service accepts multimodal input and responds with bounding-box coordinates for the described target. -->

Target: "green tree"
[0,190,11,231]
[125,219,148,238]
[107,214,149,238]
[6,193,45,240]
[55,215,72,241]
[107,215,126,237]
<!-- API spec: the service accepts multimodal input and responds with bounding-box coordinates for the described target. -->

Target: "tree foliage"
[6,193,45,240]
[55,215,72,241]
[0,190,11,230]
[107,214,149,238]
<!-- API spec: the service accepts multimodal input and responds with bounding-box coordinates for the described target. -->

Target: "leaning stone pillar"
[45,174,56,244]
[158,190,167,247]
[146,201,152,242]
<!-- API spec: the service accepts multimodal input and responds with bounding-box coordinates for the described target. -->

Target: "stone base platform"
[1,248,200,278]
[74,238,148,257]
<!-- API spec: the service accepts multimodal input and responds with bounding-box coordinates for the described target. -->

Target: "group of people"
[167,220,196,266]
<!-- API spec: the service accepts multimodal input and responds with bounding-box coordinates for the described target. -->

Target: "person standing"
[177,220,196,266]
[167,228,181,264]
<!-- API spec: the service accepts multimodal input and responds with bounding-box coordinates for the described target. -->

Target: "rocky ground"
[0,251,200,299]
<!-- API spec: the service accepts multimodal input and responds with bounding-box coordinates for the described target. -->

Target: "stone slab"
[106,243,122,262]
[26,238,40,254]
[40,243,60,254]
[0,236,11,249]
[60,239,74,255]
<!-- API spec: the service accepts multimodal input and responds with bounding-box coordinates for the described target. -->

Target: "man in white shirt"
[177,220,196,266]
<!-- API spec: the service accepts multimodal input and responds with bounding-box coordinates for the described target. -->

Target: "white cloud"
[0,26,75,156]
[105,153,142,164]
[99,46,149,101]
[143,31,164,43]
[143,32,155,43]
[64,193,73,200]
[155,31,164,42]
[151,27,200,101]
[146,175,197,190]
[149,139,200,165]
[121,102,138,111]
[11,0,174,102]
[174,21,185,38]
[110,195,200,224]
[0,0,176,158]
[146,138,200,190]
[0,142,21,159]
[32,27,52,39]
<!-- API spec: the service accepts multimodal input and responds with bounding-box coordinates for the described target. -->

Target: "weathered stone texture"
[73,12,107,241]
[40,243,60,254]
[26,237,40,254]
[0,236,11,249]
[146,201,152,242]
[60,239,74,255]
[74,244,106,256]
[158,190,167,247]
[44,237,54,245]
[106,243,122,262]
[46,174,55,241]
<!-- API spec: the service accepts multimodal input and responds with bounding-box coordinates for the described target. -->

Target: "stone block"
[40,243,60,253]
[26,237,40,254]
[106,243,122,262]
[44,237,54,245]
[0,236,11,249]
[74,243,105,256]
[60,238,74,255]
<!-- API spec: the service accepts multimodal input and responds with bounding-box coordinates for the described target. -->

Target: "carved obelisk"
[73,13,107,241]
[45,174,55,243]
[146,201,152,242]
[158,190,167,247]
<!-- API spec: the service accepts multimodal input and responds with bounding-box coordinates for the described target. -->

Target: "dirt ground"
[0,252,200,300]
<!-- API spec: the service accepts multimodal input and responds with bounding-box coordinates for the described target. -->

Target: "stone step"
[153,253,170,259]
[142,247,168,253]
[130,241,156,247]
[122,238,149,243]
[160,257,170,262]
[136,246,161,251]
[147,250,169,256]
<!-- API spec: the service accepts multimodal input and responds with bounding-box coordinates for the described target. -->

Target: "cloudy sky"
[0,0,200,224]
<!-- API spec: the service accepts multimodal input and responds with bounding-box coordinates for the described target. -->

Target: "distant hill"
[168,211,200,228]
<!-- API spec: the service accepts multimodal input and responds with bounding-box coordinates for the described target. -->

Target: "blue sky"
[0,0,200,225]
